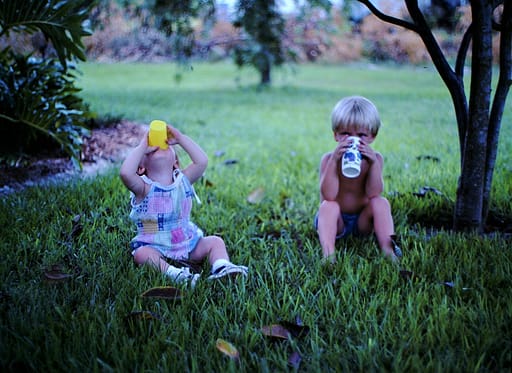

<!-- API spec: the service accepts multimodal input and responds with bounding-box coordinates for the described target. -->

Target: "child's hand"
[166,125,182,145]
[139,130,158,153]
[359,141,378,164]
[333,137,353,160]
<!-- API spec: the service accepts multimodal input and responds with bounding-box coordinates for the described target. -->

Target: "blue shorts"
[314,212,360,239]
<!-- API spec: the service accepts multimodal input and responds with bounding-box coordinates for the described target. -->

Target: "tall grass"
[1,62,511,371]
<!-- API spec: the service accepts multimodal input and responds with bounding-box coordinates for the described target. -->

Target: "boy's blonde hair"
[331,96,381,136]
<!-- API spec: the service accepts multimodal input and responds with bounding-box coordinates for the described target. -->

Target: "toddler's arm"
[168,126,208,184]
[120,132,152,198]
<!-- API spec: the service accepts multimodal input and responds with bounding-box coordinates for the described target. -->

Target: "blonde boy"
[316,96,401,262]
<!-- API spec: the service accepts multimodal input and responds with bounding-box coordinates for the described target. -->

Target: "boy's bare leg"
[368,196,397,259]
[317,200,342,262]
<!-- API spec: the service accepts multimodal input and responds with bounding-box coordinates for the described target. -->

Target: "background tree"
[233,0,287,85]
[147,0,216,63]
[356,0,511,232]
[0,0,96,166]
[232,0,331,85]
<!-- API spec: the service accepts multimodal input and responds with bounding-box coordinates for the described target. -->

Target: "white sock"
[165,265,182,278]
[211,259,231,273]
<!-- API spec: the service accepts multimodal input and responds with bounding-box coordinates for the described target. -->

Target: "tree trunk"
[482,1,512,221]
[260,50,272,85]
[261,65,271,85]
[359,0,510,232]
[453,0,494,232]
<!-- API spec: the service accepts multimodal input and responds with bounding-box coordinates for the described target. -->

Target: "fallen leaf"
[215,338,240,360]
[288,351,302,369]
[399,269,421,282]
[247,187,265,204]
[390,235,403,258]
[70,214,83,239]
[413,186,443,198]
[261,324,291,340]
[141,286,182,300]
[203,178,215,187]
[125,310,161,321]
[44,265,72,282]
[172,259,203,274]
[442,281,455,288]
[416,155,440,163]
[280,321,310,338]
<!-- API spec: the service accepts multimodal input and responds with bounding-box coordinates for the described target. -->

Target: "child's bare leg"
[133,246,200,287]
[368,196,396,258]
[189,236,229,265]
[191,236,248,278]
[133,245,174,273]
[317,200,342,261]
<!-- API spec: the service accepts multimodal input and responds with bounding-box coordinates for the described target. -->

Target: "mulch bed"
[0,121,146,194]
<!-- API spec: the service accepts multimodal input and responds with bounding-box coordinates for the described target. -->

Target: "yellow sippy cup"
[148,120,168,149]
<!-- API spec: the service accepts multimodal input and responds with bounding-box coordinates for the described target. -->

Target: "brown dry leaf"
[247,187,265,204]
[203,178,215,187]
[288,351,302,369]
[141,286,182,300]
[261,324,291,340]
[399,269,422,282]
[126,310,161,321]
[280,320,310,338]
[44,265,72,282]
[215,338,240,360]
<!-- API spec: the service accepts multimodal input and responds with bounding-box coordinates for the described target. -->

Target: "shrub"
[0,50,91,165]
[0,0,96,166]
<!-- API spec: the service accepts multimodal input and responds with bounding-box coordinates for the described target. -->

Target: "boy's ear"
[136,166,146,176]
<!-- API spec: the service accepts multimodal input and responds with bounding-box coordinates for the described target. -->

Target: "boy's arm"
[364,152,384,198]
[169,127,208,184]
[319,152,340,201]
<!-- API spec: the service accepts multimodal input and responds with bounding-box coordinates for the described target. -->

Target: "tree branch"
[405,0,467,147]
[356,0,418,32]
[455,24,473,79]
[484,0,512,220]
[490,0,512,134]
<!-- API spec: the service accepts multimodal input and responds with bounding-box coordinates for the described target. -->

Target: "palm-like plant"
[0,0,96,166]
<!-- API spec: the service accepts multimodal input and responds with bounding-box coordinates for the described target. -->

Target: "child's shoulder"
[320,151,335,164]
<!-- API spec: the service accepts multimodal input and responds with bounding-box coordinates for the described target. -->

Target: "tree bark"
[482,1,512,221]
[453,0,493,232]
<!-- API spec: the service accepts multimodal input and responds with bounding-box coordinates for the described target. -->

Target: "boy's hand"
[333,137,353,161]
[359,141,378,164]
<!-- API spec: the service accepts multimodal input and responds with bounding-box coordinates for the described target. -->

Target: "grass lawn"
[1,61,511,371]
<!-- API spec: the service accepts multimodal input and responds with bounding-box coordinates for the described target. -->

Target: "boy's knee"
[369,196,390,212]
[319,200,340,215]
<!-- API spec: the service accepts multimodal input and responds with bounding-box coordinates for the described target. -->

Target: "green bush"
[0,0,96,166]
[0,50,91,164]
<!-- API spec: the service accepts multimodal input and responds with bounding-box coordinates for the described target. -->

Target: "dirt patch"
[0,120,146,195]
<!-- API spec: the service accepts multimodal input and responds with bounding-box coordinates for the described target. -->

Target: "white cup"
[341,136,361,178]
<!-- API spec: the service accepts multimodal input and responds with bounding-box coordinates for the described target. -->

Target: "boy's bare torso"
[320,152,379,215]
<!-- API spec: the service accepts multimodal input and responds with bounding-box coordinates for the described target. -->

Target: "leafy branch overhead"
[0,0,94,69]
